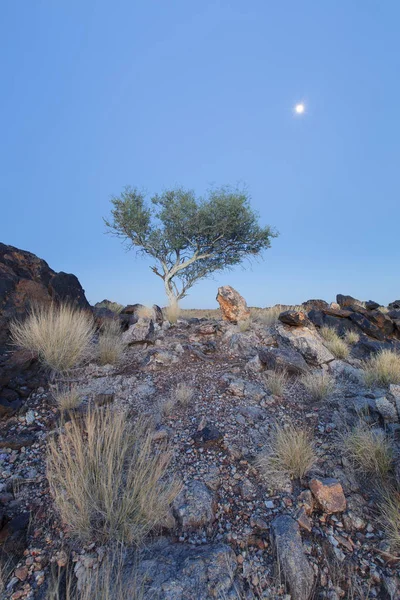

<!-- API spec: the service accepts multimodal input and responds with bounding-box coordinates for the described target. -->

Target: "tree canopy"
[104,186,278,305]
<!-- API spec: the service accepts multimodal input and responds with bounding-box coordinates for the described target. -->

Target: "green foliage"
[104,186,277,302]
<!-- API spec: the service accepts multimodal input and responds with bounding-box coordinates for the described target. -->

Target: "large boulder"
[336,294,363,308]
[279,310,310,327]
[258,346,309,375]
[216,286,250,323]
[276,323,335,366]
[271,515,314,600]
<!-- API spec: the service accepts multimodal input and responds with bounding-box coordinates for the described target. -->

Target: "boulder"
[365,300,380,310]
[375,396,398,424]
[276,324,335,366]
[216,285,250,323]
[279,310,310,327]
[336,294,363,308]
[173,481,216,530]
[309,478,346,513]
[302,299,329,311]
[122,319,156,345]
[271,515,314,600]
[258,346,308,375]
[152,304,164,326]
[348,312,384,340]
[389,300,400,309]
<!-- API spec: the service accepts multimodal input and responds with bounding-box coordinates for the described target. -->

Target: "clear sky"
[1,1,399,308]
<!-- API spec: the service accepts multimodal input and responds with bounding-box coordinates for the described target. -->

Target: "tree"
[104,186,278,306]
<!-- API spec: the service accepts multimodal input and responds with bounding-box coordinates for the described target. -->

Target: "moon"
[294,103,305,115]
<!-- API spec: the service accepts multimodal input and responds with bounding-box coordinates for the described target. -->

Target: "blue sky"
[1,1,399,308]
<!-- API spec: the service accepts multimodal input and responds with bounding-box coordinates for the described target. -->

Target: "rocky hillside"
[0,249,400,599]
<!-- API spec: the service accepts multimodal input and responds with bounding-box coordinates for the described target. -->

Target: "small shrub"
[98,319,125,365]
[164,302,181,324]
[380,489,400,553]
[257,420,316,481]
[174,382,194,406]
[301,371,334,401]
[51,384,81,411]
[363,350,400,387]
[47,408,180,544]
[343,424,393,478]
[344,330,360,345]
[320,326,338,342]
[264,370,289,397]
[10,303,95,373]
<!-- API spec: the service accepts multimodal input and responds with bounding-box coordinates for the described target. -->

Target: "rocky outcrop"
[216,285,250,323]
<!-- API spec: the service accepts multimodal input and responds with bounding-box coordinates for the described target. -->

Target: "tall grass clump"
[343,424,393,478]
[98,318,126,365]
[51,384,81,412]
[320,326,350,359]
[257,420,316,481]
[344,330,360,345]
[47,408,180,544]
[10,303,95,373]
[302,371,334,401]
[380,490,400,553]
[164,301,181,324]
[363,350,400,387]
[264,369,289,397]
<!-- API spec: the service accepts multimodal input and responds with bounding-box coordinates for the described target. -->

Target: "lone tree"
[104,186,278,306]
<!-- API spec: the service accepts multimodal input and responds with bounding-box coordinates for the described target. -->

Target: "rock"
[348,312,384,341]
[122,318,156,345]
[0,396,22,419]
[276,324,335,366]
[0,435,35,450]
[351,339,400,360]
[365,300,380,310]
[279,310,310,327]
[375,396,398,423]
[389,300,400,309]
[296,507,312,532]
[309,478,346,514]
[94,392,115,406]
[131,539,240,599]
[173,481,216,530]
[302,299,329,311]
[0,512,30,557]
[258,346,308,375]
[152,304,164,326]
[336,294,362,308]
[192,424,224,448]
[271,515,314,600]
[216,285,250,323]
[48,272,91,309]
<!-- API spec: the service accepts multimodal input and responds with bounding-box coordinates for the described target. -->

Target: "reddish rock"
[15,566,29,581]
[216,286,250,323]
[302,299,329,311]
[279,310,310,327]
[309,478,346,514]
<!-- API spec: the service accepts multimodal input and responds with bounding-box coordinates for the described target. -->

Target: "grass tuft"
[51,384,81,412]
[257,420,316,481]
[97,318,126,365]
[363,350,400,387]
[47,408,180,544]
[343,424,393,478]
[320,326,350,359]
[164,302,181,324]
[380,489,400,553]
[344,330,360,345]
[301,371,334,401]
[174,382,194,406]
[10,303,95,373]
[264,369,289,397]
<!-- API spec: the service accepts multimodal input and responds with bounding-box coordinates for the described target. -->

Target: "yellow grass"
[380,489,400,553]
[363,350,400,387]
[51,384,81,411]
[47,408,180,544]
[343,424,393,478]
[264,370,289,397]
[320,326,350,359]
[257,421,316,481]
[10,303,95,373]
[98,318,126,365]
[344,330,360,345]
[164,302,181,324]
[174,382,194,406]
[301,371,334,401]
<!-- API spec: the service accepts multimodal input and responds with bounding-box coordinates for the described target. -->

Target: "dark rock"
[336,294,363,308]
[193,423,224,448]
[271,515,314,600]
[152,304,164,326]
[351,339,398,360]
[48,272,90,310]
[348,312,384,340]
[307,309,325,328]
[120,303,146,315]
[365,300,380,310]
[0,512,30,557]
[279,310,310,327]
[322,307,352,318]
[92,306,116,327]
[0,435,35,450]
[258,346,309,375]
[388,309,400,320]
[302,299,329,311]
[0,396,22,419]
[94,392,115,406]
[389,300,400,309]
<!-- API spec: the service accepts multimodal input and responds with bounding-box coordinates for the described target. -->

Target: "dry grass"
[238,318,251,332]
[264,369,289,397]
[363,350,400,387]
[344,330,360,345]
[135,305,154,319]
[257,420,316,481]
[320,326,350,359]
[174,382,194,406]
[47,408,180,544]
[51,383,81,411]
[0,558,13,595]
[10,303,95,373]
[343,424,393,478]
[380,489,400,553]
[179,308,221,319]
[164,302,181,324]
[97,318,126,365]
[301,371,334,401]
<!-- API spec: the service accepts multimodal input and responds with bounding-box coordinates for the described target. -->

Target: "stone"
[302,299,329,311]
[216,285,250,323]
[131,539,240,599]
[271,515,314,600]
[0,435,35,450]
[192,424,224,448]
[336,294,362,308]
[0,397,22,419]
[152,304,164,326]
[348,312,384,340]
[94,392,115,406]
[365,300,380,310]
[276,324,335,366]
[309,478,346,514]
[122,318,156,345]
[389,300,400,309]
[258,346,309,375]
[296,507,312,532]
[173,481,216,530]
[279,310,310,327]
[0,512,30,557]
[375,396,398,423]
